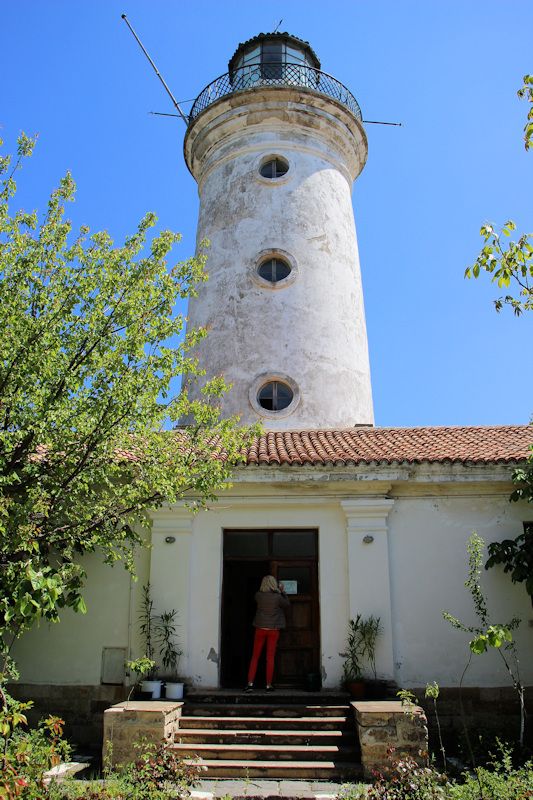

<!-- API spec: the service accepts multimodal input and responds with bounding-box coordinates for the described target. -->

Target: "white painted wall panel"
[387,495,533,687]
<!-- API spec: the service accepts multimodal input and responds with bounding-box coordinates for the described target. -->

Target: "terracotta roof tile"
[243,425,532,468]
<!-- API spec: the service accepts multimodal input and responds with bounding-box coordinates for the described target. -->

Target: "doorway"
[220,529,320,688]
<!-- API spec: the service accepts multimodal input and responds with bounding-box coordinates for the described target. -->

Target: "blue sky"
[2,0,532,427]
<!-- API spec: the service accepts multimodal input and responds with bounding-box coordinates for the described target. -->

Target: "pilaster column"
[341,498,395,679]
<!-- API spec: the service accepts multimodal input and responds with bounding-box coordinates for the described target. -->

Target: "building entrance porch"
[220,529,320,688]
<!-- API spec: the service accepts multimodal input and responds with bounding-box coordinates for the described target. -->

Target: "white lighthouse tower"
[184,32,373,429]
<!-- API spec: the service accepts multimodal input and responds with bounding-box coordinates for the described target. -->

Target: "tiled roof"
[244,426,532,467]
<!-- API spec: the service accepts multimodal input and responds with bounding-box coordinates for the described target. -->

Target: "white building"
[12,32,532,742]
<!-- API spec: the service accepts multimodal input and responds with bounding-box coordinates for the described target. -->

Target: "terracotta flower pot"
[345,680,365,699]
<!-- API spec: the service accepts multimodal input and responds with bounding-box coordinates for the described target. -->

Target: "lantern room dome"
[188,30,361,125]
[228,31,321,76]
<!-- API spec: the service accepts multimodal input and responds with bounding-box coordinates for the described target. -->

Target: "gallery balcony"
[188,62,362,124]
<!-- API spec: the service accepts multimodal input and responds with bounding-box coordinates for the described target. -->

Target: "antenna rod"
[121,13,189,125]
[363,120,402,127]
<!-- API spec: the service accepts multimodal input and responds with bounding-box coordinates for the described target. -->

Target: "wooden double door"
[220,529,320,688]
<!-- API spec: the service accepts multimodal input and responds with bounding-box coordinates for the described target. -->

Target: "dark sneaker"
[265,685,275,692]
[243,684,254,693]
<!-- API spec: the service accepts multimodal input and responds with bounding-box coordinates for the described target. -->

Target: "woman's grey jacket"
[253,590,290,629]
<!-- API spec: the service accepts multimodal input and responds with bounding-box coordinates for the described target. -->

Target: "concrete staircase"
[172,690,363,780]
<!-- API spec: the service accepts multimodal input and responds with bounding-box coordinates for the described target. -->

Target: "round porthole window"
[249,373,300,419]
[257,381,294,412]
[258,256,291,284]
[252,249,298,290]
[259,156,289,179]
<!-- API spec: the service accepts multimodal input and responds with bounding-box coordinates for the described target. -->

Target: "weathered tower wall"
[184,88,374,429]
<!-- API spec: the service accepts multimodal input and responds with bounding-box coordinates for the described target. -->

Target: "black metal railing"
[188,63,362,123]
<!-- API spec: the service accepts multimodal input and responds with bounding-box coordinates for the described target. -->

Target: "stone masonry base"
[8,683,124,749]
[352,701,428,779]
[103,701,183,769]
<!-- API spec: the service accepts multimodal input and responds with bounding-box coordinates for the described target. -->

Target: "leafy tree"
[0,134,254,681]
[463,75,533,602]
[465,220,532,315]
[486,523,533,606]
[465,75,533,316]
[518,73,533,151]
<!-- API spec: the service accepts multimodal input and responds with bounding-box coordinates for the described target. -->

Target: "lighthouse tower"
[184,33,373,429]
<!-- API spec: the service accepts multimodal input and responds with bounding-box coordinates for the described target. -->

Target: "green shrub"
[366,748,448,800]
[337,784,368,800]
[122,741,202,800]
[448,744,533,800]
[0,690,70,800]
[49,741,202,800]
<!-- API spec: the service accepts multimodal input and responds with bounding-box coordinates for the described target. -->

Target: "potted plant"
[156,609,184,700]
[359,615,386,699]
[126,657,156,704]
[138,584,163,699]
[341,614,382,699]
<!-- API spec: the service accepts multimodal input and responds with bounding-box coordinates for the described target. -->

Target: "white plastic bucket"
[165,682,184,700]
[141,680,163,699]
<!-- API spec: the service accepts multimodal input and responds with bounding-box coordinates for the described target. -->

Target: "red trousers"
[247,627,280,685]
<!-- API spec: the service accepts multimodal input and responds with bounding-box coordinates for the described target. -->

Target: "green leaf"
[470,635,488,654]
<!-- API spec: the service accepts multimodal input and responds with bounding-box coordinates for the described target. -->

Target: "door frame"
[220,528,320,687]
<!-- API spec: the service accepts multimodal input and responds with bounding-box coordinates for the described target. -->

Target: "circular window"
[259,156,289,180]
[258,257,291,284]
[249,373,300,419]
[257,381,294,411]
[252,249,298,290]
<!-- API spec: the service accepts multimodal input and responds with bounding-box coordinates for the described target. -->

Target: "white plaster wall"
[342,498,396,680]
[12,547,150,685]
[184,91,373,429]
[148,511,193,679]
[387,494,533,688]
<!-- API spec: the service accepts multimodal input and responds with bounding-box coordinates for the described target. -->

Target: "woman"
[244,575,290,692]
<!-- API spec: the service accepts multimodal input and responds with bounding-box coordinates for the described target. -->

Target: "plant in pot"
[359,615,385,699]
[126,657,156,704]
[156,609,184,700]
[138,583,162,699]
[341,614,382,699]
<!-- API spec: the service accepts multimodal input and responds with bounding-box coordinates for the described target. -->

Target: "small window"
[258,257,291,283]
[224,531,269,557]
[258,381,294,411]
[273,531,317,558]
[259,157,289,179]
[261,41,283,80]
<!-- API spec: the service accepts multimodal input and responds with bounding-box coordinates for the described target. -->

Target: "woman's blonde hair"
[259,575,279,592]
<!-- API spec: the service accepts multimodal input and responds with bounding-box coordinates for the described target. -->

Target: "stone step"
[184,690,350,707]
[175,728,357,746]
[183,703,350,718]
[179,715,351,731]
[172,743,356,762]
[176,692,361,780]
[184,758,364,780]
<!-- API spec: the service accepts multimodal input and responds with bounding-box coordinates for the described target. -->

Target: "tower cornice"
[184,87,368,184]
